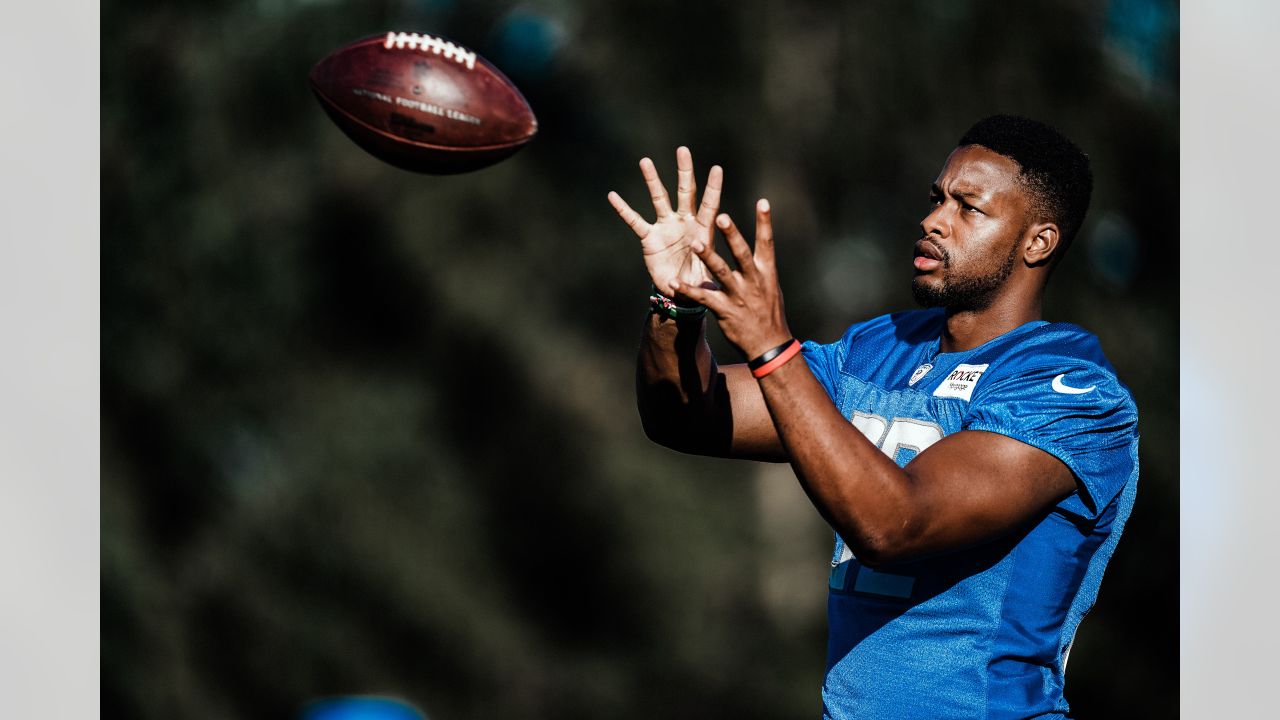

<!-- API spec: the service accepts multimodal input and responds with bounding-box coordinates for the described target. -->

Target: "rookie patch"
[931,363,989,401]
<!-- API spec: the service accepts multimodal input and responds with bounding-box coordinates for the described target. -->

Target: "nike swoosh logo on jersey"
[1051,374,1096,394]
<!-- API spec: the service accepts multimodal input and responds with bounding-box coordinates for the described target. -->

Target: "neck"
[939,291,1042,353]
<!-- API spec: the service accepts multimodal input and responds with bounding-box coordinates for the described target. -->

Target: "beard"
[911,240,1019,312]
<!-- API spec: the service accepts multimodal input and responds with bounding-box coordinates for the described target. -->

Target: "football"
[310,32,538,174]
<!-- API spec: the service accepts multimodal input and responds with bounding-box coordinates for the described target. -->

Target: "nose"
[920,202,948,239]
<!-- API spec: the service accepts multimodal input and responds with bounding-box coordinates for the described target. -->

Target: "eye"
[962,202,983,215]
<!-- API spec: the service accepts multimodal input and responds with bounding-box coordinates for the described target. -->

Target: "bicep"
[893,429,1078,561]
[721,363,789,461]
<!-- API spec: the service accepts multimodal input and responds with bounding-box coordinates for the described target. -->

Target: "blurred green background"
[101,0,1177,717]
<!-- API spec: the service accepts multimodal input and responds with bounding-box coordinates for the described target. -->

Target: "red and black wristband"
[748,338,802,379]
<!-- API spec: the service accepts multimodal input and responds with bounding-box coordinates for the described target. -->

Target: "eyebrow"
[930,183,984,201]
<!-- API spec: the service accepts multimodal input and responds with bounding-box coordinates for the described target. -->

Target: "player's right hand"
[608,146,723,300]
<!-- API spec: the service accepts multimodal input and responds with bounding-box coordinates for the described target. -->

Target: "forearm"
[755,356,920,565]
[636,311,733,453]
[638,311,715,405]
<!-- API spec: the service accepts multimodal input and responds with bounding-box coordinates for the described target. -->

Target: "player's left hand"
[671,199,794,361]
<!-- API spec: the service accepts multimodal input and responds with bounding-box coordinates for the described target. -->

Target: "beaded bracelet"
[649,286,707,321]
[748,339,802,379]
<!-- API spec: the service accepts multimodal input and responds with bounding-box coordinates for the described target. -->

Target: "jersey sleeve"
[962,363,1139,519]
[803,316,875,399]
[802,336,846,401]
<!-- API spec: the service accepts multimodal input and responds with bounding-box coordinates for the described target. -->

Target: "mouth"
[913,239,944,273]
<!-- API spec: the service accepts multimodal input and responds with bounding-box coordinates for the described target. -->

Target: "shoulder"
[1021,321,1118,370]
[974,321,1111,370]
[803,308,943,382]
[974,322,1132,405]
[803,309,944,390]
[962,322,1139,518]
[964,323,1139,464]
[811,308,945,354]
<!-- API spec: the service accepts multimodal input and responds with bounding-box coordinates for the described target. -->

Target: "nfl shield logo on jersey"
[909,363,932,387]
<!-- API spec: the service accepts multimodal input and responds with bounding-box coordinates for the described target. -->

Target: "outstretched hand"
[671,200,793,360]
[607,146,723,299]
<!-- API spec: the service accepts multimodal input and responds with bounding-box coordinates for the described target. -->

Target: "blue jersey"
[801,308,1139,720]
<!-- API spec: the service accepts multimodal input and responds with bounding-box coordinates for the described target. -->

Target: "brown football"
[310,32,538,174]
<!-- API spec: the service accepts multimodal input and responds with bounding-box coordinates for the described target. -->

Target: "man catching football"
[607,115,1138,719]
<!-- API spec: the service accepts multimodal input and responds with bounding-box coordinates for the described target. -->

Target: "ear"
[1023,222,1060,267]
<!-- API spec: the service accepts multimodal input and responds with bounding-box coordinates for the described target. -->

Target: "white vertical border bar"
[0,0,100,717]
[1182,1,1280,717]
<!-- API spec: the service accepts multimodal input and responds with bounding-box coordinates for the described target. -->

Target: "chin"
[911,276,946,308]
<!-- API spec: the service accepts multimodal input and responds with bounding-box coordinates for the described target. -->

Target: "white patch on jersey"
[908,363,932,386]
[931,363,989,401]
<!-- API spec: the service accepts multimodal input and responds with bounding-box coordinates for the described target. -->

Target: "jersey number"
[850,412,944,464]
[832,413,945,597]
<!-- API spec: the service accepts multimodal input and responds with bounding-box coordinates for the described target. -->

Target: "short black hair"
[958,115,1093,252]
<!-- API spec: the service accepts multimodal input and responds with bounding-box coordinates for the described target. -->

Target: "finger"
[676,146,696,215]
[670,278,728,314]
[696,165,724,227]
[607,191,652,238]
[639,157,674,219]
[754,198,776,272]
[715,213,758,279]
[690,236,743,292]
